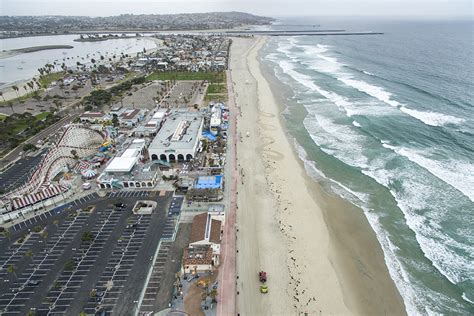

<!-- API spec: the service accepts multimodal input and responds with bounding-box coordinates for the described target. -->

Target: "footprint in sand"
[259,122,277,131]
[260,136,275,147]
[263,149,285,161]
[259,110,275,118]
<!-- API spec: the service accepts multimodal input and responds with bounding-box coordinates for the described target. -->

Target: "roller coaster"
[1,124,106,209]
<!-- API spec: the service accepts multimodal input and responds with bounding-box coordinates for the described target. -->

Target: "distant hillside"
[0,12,274,36]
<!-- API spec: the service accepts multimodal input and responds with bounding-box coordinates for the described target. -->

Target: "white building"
[97,139,160,189]
[119,109,144,127]
[182,212,225,274]
[148,110,204,162]
[210,105,222,135]
[79,111,110,123]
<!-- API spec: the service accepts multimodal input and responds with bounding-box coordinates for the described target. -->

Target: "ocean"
[260,17,474,314]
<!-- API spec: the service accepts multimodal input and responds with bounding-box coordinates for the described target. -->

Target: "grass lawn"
[0,114,7,121]
[39,72,65,88]
[35,112,50,121]
[146,71,226,83]
[205,82,228,102]
[206,83,227,94]
[10,112,51,134]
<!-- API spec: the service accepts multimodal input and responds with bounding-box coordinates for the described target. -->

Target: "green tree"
[7,265,17,279]
[209,288,218,303]
[7,102,14,114]
[111,114,119,127]
[11,85,20,99]
[23,143,37,152]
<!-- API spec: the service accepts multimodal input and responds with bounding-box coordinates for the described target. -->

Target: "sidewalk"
[217,69,238,316]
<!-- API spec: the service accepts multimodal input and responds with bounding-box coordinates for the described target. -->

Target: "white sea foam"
[382,144,474,202]
[303,114,371,169]
[284,43,466,128]
[293,139,370,205]
[362,161,474,286]
[399,106,466,127]
[271,38,472,314]
[462,293,474,304]
[338,77,402,107]
[352,121,361,127]
[277,60,353,116]
[293,138,433,315]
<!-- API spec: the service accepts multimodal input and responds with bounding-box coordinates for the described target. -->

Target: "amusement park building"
[148,110,204,162]
[97,139,160,189]
[80,111,110,123]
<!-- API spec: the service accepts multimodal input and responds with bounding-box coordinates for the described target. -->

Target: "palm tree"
[11,85,20,99]
[1,230,11,241]
[8,102,14,114]
[7,265,17,279]
[209,288,218,303]
[27,81,35,92]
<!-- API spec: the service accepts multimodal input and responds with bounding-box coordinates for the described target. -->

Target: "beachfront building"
[97,139,160,189]
[186,175,224,201]
[182,245,214,274]
[148,110,204,163]
[182,212,225,274]
[210,105,222,135]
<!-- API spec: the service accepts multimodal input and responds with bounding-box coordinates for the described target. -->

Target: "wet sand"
[232,36,406,315]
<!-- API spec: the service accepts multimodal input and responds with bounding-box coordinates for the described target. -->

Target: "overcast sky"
[1,0,472,18]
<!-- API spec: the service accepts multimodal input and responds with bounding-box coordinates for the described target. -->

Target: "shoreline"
[0,45,74,59]
[232,36,406,315]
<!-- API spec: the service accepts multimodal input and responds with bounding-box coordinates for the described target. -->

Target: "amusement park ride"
[0,124,114,221]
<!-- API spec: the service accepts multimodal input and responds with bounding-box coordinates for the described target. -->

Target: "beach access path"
[230,36,406,316]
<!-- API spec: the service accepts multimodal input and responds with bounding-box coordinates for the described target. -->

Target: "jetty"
[224,30,384,36]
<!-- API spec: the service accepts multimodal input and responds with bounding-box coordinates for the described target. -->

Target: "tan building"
[182,245,214,274]
[182,212,224,274]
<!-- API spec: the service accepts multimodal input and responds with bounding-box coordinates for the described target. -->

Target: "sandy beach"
[231,36,406,315]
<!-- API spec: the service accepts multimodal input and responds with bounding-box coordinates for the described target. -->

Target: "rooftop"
[101,161,160,181]
[105,157,138,173]
[183,245,213,266]
[195,175,223,189]
[189,212,222,244]
[81,111,107,118]
[149,110,203,152]
[120,109,140,120]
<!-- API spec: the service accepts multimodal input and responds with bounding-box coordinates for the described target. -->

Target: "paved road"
[0,110,81,171]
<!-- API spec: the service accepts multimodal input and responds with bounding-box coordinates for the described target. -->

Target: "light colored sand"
[232,36,406,315]
[0,80,31,102]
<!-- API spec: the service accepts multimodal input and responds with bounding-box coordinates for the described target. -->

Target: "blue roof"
[195,175,223,189]
[202,131,217,142]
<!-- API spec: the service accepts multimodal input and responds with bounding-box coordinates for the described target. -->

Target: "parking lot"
[0,190,179,315]
[0,153,44,193]
[112,82,166,111]
[161,81,204,108]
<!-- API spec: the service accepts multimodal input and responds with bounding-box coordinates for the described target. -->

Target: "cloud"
[2,0,472,18]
